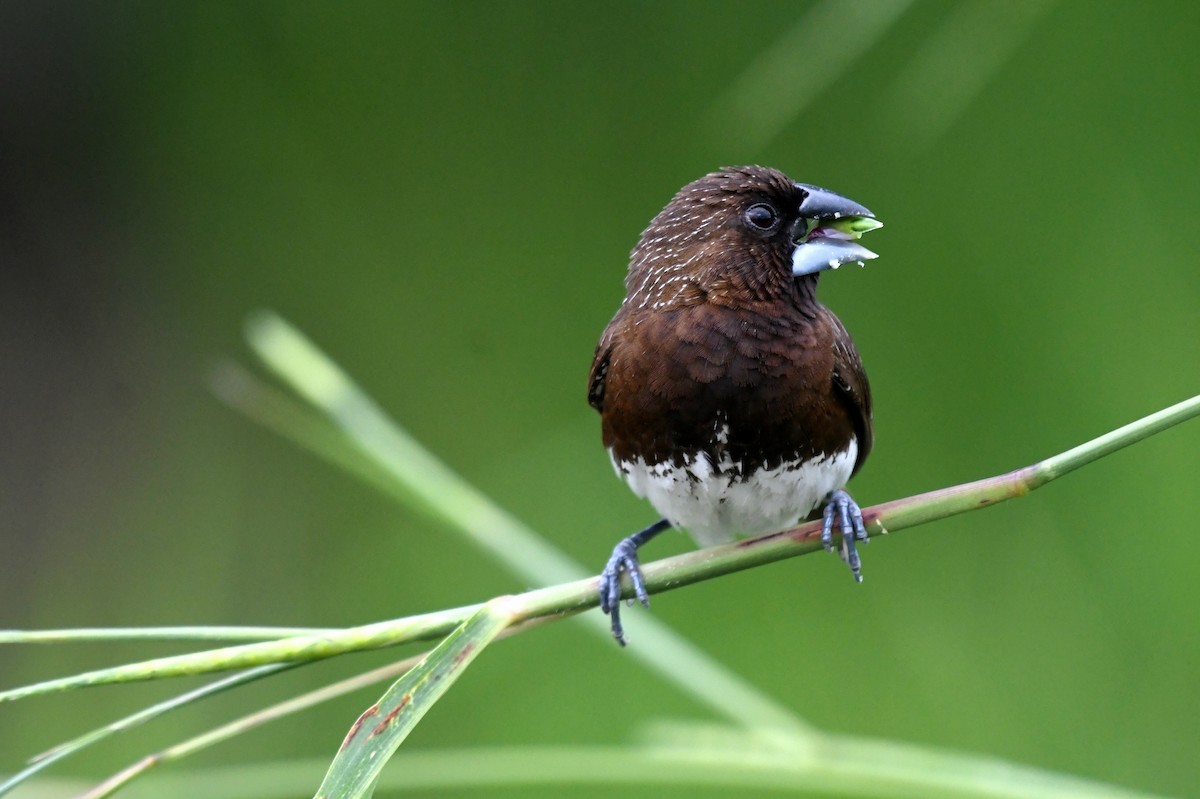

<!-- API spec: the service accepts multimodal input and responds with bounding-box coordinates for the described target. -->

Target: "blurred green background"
[3,1,1198,796]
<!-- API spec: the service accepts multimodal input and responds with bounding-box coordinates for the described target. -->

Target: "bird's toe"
[822,489,868,581]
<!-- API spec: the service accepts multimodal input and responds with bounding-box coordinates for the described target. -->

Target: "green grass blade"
[211,360,403,498]
[80,657,423,799]
[0,664,292,796]
[313,599,514,799]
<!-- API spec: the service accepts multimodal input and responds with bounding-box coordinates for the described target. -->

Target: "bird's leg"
[821,488,869,583]
[599,518,671,646]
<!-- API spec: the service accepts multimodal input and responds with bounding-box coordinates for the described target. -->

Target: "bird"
[587,165,882,645]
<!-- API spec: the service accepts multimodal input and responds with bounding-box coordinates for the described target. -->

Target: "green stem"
[4,394,1198,705]
[0,626,336,645]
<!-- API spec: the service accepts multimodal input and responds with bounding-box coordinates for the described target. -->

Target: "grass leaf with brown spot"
[312,598,515,799]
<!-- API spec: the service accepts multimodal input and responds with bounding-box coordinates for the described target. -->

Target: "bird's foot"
[821,489,869,582]
[598,519,670,646]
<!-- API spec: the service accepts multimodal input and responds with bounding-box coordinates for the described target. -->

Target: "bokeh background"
[3,1,1198,796]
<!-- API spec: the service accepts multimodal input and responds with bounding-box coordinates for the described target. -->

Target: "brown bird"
[587,165,882,644]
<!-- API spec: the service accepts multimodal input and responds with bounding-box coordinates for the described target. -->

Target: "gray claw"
[822,489,868,582]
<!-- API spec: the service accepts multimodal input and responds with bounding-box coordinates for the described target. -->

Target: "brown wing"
[588,341,612,411]
[828,314,873,475]
[587,309,625,412]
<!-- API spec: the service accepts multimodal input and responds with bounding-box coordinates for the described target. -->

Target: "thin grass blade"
[0,664,292,796]
[79,657,422,799]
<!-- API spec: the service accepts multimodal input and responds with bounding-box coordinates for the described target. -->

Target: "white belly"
[611,437,858,548]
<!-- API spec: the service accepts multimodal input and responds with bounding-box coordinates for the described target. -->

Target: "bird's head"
[626,165,881,308]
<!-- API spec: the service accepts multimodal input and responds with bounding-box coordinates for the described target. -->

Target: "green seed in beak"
[824,216,883,239]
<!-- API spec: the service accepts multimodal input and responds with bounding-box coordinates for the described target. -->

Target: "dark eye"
[744,203,778,231]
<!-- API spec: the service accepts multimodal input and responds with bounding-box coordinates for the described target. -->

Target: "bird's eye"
[744,203,779,231]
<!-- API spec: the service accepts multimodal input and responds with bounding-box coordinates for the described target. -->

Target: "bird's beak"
[790,183,883,277]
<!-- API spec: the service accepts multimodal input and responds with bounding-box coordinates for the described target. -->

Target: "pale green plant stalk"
[0,626,334,644]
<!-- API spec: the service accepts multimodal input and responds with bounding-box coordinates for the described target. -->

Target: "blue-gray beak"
[790,183,882,277]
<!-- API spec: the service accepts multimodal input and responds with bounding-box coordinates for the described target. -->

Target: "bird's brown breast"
[590,297,866,477]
